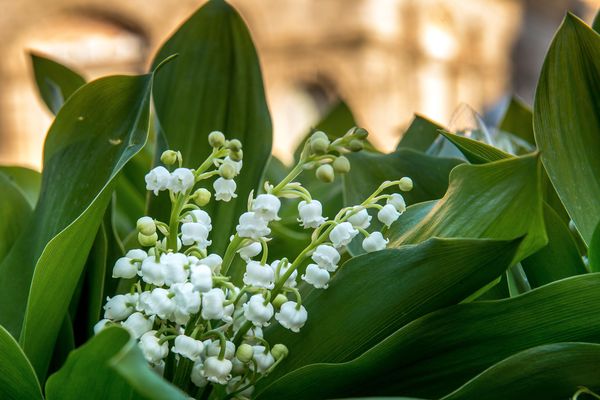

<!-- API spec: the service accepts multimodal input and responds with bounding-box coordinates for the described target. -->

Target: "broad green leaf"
[394,154,546,262]
[387,200,437,241]
[397,114,444,151]
[533,13,600,244]
[47,315,75,377]
[265,237,520,381]
[0,74,152,379]
[258,274,600,400]
[30,52,85,115]
[438,131,512,164]
[498,96,534,145]
[0,174,32,261]
[150,0,272,255]
[443,342,600,400]
[0,325,42,400]
[589,222,600,272]
[0,166,41,207]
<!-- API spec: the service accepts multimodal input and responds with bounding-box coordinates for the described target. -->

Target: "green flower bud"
[229,149,243,161]
[310,137,330,155]
[160,150,178,165]
[354,127,368,139]
[310,130,328,141]
[348,139,364,152]
[227,139,243,151]
[271,344,289,360]
[316,164,335,183]
[272,294,288,309]
[208,131,226,148]
[138,232,158,247]
[398,177,413,192]
[136,216,156,235]
[236,343,254,363]
[332,156,351,173]
[193,188,211,206]
[219,163,236,179]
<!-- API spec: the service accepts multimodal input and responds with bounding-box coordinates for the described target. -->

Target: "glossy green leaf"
[589,222,600,272]
[30,52,85,115]
[258,274,600,400]
[265,237,520,381]
[150,0,272,255]
[443,342,600,400]
[397,114,444,151]
[393,154,546,262]
[533,14,600,244]
[438,131,512,164]
[499,96,534,145]
[0,174,32,262]
[0,325,42,400]
[0,166,41,207]
[0,74,152,379]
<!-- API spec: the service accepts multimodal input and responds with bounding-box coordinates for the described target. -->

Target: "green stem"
[220,234,243,275]
[167,194,186,251]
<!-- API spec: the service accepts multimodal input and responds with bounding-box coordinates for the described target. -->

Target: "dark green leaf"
[593,9,600,33]
[0,166,41,207]
[0,325,42,400]
[438,131,512,164]
[30,52,85,115]
[533,13,600,244]
[589,221,600,272]
[498,96,534,145]
[397,114,444,151]
[0,174,32,262]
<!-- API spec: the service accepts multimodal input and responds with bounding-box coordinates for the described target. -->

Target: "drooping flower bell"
[122,312,154,339]
[168,168,195,193]
[302,264,330,289]
[236,212,271,240]
[275,301,308,333]
[171,282,201,324]
[139,257,166,286]
[145,166,170,195]
[201,288,227,320]
[160,253,190,286]
[252,346,275,373]
[139,331,169,364]
[362,231,389,252]
[329,222,359,248]
[270,259,297,287]
[203,356,233,384]
[311,245,340,272]
[103,294,137,321]
[237,241,262,261]
[181,222,211,248]
[190,263,213,292]
[346,208,371,229]
[213,177,237,201]
[387,193,406,213]
[297,200,326,228]
[172,335,204,361]
[251,194,282,221]
[243,261,275,289]
[243,294,274,327]
[377,204,401,227]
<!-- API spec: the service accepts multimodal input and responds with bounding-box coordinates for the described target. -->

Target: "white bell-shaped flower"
[270,260,297,287]
[362,232,389,252]
[183,209,212,231]
[171,282,201,324]
[387,193,406,213]
[311,245,340,272]
[302,264,330,289]
[93,319,111,334]
[203,356,232,384]
[297,200,326,228]
[112,256,138,279]
[126,248,147,260]
[243,294,274,327]
[121,312,154,339]
[252,346,275,373]
[251,194,281,221]
[142,288,175,319]
[201,288,226,320]
[103,293,136,321]
[168,168,195,194]
[275,301,308,333]
[139,331,168,364]
[190,263,213,292]
[145,166,170,195]
[213,178,237,201]
[191,361,208,388]
[377,204,401,227]
[200,254,223,274]
[329,222,359,248]
[223,156,243,175]
[236,212,271,240]
[181,222,212,248]
[139,257,167,286]
[207,340,236,360]
[160,253,189,286]
[237,242,262,261]
[159,237,182,251]
[347,208,372,229]
[172,335,204,361]
[243,261,275,289]
[222,303,235,323]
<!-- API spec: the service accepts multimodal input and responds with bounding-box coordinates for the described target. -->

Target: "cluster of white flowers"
[97,128,412,399]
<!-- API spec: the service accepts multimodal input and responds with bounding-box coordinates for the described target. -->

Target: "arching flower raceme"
[243,294,274,327]
[171,282,201,324]
[311,245,340,272]
[139,331,169,364]
[275,301,308,333]
[190,263,213,292]
[347,208,371,229]
[251,194,281,221]
[297,200,326,228]
[172,335,204,361]
[270,259,297,287]
[139,257,167,286]
[243,261,275,289]
[302,264,330,289]
[201,288,227,320]
[377,204,401,227]
[103,293,137,321]
[329,222,359,248]
[387,193,406,213]
[160,253,189,286]
[252,346,275,373]
[236,212,271,240]
[168,168,195,194]
[213,177,237,201]
[122,312,154,339]
[237,242,262,261]
[203,356,233,384]
[145,166,170,195]
[362,231,389,252]
[181,222,212,248]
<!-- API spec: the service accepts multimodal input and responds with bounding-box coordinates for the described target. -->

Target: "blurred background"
[0,0,598,169]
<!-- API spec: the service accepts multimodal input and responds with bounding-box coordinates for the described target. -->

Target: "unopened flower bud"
[208,131,226,148]
[160,150,178,165]
[236,343,254,363]
[138,232,158,247]
[399,177,413,191]
[332,156,350,173]
[137,216,156,236]
[193,188,212,206]
[227,139,243,151]
[349,139,363,152]
[354,127,368,139]
[229,149,243,162]
[316,164,335,183]
[272,294,288,309]
[219,163,236,180]
[311,130,328,141]
[271,344,289,360]
[310,137,330,155]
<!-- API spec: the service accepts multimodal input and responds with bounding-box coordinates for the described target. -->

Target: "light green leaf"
[0,74,152,379]
[0,174,32,262]
[0,325,42,400]
[397,114,444,151]
[150,0,272,255]
[498,96,534,145]
[438,131,512,164]
[443,342,600,400]
[533,13,600,244]
[265,237,520,381]
[0,166,41,207]
[30,52,85,115]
